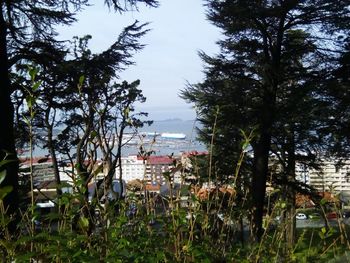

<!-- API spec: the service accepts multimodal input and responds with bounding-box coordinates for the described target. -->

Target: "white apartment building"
[266,154,350,194]
[306,160,350,193]
[115,155,181,185]
[115,155,145,182]
[294,159,350,193]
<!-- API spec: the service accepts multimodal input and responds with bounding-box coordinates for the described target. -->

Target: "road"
[295,218,350,228]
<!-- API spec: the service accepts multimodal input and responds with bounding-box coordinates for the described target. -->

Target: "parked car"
[309,213,321,220]
[327,212,338,219]
[274,215,281,221]
[296,213,307,220]
[343,211,350,218]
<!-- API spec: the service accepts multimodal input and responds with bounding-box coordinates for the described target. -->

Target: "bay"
[30,119,206,157]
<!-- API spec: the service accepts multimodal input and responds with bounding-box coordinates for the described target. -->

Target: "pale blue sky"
[58,0,220,120]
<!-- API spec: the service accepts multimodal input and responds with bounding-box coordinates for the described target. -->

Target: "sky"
[58,0,221,120]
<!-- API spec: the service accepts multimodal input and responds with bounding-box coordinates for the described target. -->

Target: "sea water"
[29,119,206,157]
[125,118,206,156]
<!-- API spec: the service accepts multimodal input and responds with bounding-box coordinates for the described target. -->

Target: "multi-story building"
[270,157,350,194]
[143,156,174,185]
[305,160,350,193]
[295,162,310,185]
[115,155,145,182]
[266,155,350,194]
[115,155,181,185]
[28,153,350,195]
[19,157,75,184]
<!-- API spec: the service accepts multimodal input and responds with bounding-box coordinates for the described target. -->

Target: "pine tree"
[183,0,350,242]
[0,0,157,234]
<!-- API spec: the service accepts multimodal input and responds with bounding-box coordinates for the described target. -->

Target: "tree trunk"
[45,112,62,198]
[285,128,296,251]
[0,5,19,234]
[251,91,275,241]
[251,130,271,241]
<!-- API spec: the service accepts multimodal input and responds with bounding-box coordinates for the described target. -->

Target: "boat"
[145,132,160,137]
[139,132,160,137]
[160,133,186,140]
[121,136,139,145]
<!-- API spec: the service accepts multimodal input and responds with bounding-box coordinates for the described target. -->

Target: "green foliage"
[0,186,13,201]
[0,0,159,239]
[182,0,350,242]
[2,0,350,262]
[0,161,350,262]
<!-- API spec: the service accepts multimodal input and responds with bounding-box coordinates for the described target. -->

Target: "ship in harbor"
[120,132,186,146]
[140,132,186,140]
[160,132,186,140]
[30,119,205,157]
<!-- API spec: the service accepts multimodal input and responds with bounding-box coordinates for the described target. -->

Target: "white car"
[296,213,307,220]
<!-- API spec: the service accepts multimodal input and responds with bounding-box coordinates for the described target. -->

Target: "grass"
[1,174,350,262]
[1,118,350,262]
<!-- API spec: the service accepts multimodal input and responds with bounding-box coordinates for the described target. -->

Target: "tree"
[12,24,152,233]
[322,38,350,160]
[0,0,158,234]
[183,0,350,242]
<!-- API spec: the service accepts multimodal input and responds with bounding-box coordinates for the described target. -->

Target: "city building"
[304,159,350,193]
[115,155,145,183]
[115,155,181,186]
[268,156,350,194]
[24,153,350,199]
